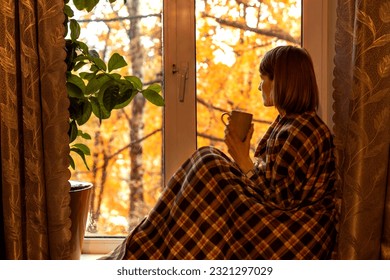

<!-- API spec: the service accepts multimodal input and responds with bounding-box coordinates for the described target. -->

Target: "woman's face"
[258,74,274,107]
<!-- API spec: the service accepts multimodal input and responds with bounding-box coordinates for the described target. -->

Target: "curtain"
[0,0,71,259]
[333,0,390,259]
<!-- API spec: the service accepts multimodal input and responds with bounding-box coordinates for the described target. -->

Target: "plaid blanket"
[101,112,337,259]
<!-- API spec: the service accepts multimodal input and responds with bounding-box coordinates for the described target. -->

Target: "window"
[195,0,301,157]
[70,1,164,239]
[72,0,336,254]
[165,0,336,186]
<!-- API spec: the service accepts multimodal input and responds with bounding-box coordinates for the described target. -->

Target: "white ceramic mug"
[221,110,253,141]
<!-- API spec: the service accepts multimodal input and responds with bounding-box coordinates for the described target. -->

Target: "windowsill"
[81,237,125,256]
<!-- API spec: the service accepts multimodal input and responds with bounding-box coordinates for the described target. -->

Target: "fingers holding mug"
[221,110,253,142]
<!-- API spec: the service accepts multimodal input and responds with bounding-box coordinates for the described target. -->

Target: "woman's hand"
[224,123,254,174]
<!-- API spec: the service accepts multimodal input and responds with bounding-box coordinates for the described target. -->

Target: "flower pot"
[69,180,93,260]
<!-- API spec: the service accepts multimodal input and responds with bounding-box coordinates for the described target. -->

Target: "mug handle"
[221,112,231,126]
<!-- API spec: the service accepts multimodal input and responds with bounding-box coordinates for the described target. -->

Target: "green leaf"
[73,61,87,72]
[146,83,162,94]
[66,82,84,99]
[64,4,74,17]
[102,85,120,112]
[78,130,92,140]
[90,97,102,122]
[91,57,107,72]
[113,89,136,109]
[124,76,143,90]
[73,55,90,64]
[73,0,99,12]
[89,49,100,58]
[76,41,89,54]
[91,97,110,121]
[70,147,90,170]
[142,88,165,106]
[108,73,122,81]
[89,64,100,73]
[73,143,91,156]
[96,79,114,101]
[108,53,128,72]
[67,74,86,94]
[85,75,110,95]
[69,155,75,170]
[69,97,91,125]
[69,19,81,41]
[68,120,78,143]
[80,72,96,81]
[76,101,92,126]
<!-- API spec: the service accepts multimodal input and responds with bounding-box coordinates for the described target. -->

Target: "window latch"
[172,63,189,102]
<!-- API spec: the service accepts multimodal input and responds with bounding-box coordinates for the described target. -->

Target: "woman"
[102,46,337,260]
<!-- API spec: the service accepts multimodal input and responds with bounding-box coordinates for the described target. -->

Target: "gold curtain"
[333,0,390,259]
[0,0,71,259]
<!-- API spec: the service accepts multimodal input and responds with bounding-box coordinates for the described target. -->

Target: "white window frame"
[82,0,337,256]
[163,0,197,181]
[303,0,337,131]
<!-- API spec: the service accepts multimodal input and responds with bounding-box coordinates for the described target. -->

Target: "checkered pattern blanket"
[101,112,337,259]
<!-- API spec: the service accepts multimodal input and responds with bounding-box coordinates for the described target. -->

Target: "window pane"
[196,0,301,153]
[70,0,163,237]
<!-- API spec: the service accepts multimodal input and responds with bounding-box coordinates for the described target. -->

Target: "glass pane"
[196,0,301,153]
[69,0,163,237]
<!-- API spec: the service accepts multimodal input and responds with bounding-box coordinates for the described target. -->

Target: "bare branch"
[203,13,300,45]
[109,128,161,161]
[197,97,273,125]
[74,128,163,174]
[197,132,224,143]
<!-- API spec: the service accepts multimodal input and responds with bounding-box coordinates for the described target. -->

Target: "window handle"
[172,63,189,102]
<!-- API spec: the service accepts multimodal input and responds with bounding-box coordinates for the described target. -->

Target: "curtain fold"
[381,156,390,259]
[333,0,390,259]
[0,0,71,259]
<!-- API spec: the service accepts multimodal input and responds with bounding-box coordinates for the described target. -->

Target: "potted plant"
[64,0,164,259]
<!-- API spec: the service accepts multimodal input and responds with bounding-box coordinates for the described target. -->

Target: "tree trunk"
[126,0,145,228]
[87,129,111,234]
[87,130,100,233]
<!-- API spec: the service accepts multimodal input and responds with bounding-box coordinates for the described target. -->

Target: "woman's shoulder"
[255,111,332,157]
[277,111,333,143]
[282,111,330,132]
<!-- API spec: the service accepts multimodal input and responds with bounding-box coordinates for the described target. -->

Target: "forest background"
[69,0,301,236]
